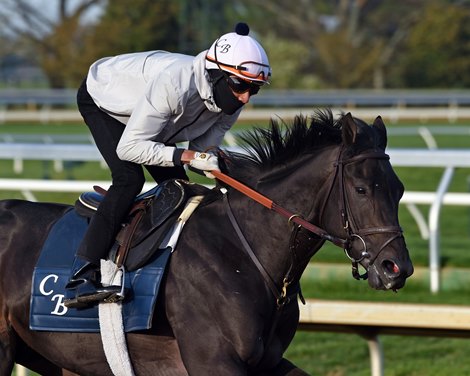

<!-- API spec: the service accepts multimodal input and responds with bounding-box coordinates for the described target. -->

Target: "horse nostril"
[382,259,400,275]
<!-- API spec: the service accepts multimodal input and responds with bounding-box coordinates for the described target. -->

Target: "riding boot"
[64,259,121,309]
[64,260,99,289]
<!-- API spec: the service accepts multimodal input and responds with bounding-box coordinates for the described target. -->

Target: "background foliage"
[1,0,470,89]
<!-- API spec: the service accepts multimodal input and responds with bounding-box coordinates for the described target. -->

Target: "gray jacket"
[86,50,240,166]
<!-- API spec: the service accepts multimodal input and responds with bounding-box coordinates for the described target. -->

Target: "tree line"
[1,0,469,89]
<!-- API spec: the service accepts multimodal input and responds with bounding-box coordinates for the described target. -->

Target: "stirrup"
[64,284,122,309]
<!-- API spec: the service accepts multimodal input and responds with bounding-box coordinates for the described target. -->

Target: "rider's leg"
[65,79,145,307]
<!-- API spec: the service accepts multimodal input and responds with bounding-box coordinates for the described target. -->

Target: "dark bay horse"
[0,110,413,375]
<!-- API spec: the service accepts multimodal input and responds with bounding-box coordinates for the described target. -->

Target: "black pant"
[76,79,188,264]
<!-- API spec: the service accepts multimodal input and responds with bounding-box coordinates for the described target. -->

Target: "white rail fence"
[1,146,470,293]
[3,125,470,174]
[3,88,470,123]
[298,299,470,376]
[3,107,470,124]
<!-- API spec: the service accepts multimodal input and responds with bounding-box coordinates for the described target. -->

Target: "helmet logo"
[216,38,231,54]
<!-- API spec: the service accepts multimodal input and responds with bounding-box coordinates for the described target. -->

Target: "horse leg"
[254,358,309,376]
[0,320,15,376]
[14,340,64,376]
[127,332,188,376]
[0,342,14,375]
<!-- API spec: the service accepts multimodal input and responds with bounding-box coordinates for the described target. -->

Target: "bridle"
[319,146,404,280]
[214,145,403,304]
[215,144,405,359]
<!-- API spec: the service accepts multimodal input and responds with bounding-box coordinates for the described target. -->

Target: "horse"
[0,109,413,376]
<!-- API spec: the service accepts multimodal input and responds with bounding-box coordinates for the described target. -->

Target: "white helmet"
[205,23,271,84]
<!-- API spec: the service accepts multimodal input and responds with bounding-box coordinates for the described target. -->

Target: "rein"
[213,168,345,310]
[211,170,346,248]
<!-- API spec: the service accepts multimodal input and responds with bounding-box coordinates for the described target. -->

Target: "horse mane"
[224,108,345,182]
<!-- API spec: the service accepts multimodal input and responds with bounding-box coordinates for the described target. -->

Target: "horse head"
[320,112,414,290]
[227,109,413,292]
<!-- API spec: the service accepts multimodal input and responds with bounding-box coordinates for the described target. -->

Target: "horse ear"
[342,112,358,146]
[372,115,387,150]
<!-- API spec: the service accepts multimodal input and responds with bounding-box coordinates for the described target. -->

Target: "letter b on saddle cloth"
[30,179,209,332]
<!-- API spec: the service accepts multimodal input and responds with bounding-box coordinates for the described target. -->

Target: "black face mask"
[208,70,244,115]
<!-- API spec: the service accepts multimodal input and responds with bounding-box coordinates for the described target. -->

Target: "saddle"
[75,179,214,271]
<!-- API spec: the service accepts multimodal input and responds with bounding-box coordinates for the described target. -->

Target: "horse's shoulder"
[0,199,71,220]
[0,198,29,209]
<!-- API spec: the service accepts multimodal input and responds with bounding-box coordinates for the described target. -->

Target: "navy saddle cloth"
[30,180,212,333]
[30,208,171,333]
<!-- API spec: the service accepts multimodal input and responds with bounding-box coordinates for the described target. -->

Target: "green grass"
[0,122,86,134]
[287,332,470,376]
[280,261,470,375]
[284,267,470,375]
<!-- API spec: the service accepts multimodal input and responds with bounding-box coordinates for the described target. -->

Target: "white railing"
[1,147,470,293]
[298,298,470,376]
[2,88,470,107]
[388,149,470,293]
[3,107,470,124]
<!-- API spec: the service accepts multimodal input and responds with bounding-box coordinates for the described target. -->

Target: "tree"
[83,0,180,59]
[60,0,237,86]
[0,0,105,88]
[399,2,470,88]
[86,0,236,57]
[0,0,241,88]
[235,0,429,89]
[2,0,469,89]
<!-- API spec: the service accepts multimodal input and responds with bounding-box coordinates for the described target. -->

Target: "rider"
[64,22,271,308]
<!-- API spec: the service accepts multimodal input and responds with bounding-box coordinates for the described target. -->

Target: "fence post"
[429,167,454,293]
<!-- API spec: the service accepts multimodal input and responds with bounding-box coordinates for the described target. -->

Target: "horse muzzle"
[366,253,414,291]
[346,232,414,291]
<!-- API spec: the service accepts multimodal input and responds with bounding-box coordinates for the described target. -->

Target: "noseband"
[323,147,404,279]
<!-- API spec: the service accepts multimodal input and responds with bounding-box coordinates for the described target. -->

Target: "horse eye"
[355,187,367,195]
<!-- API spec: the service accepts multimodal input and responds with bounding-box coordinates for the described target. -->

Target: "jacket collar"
[193,50,221,113]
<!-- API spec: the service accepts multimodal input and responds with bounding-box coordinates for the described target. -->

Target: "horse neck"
[226,145,340,285]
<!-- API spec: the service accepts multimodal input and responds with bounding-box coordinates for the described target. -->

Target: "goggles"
[206,55,271,84]
[225,74,263,95]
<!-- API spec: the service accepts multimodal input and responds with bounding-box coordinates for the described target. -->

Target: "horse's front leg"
[170,308,261,376]
[0,318,16,376]
[175,336,249,376]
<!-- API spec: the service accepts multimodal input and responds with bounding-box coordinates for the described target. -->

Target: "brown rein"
[211,170,347,248]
